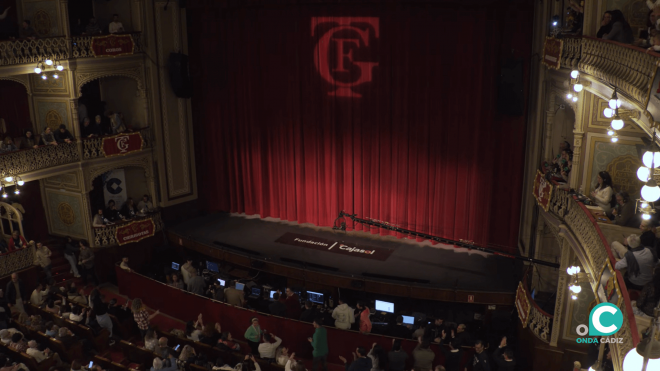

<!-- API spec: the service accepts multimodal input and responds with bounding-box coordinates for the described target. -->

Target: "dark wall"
[93,232,163,284]
[0,80,30,139]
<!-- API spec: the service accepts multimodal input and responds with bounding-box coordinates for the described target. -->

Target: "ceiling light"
[603,107,613,118]
[607,129,615,136]
[41,75,47,80]
[611,115,624,130]
[13,189,19,195]
[5,176,13,182]
[643,152,660,168]
[566,93,573,99]
[570,70,579,79]
[572,96,578,102]
[638,166,651,182]
[571,294,577,300]
[611,136,619,143]
[569,284,582,294]
[573,84,583,92]
[17,180,24,186]
[609,98,622,109]
[643,213,652,220]
[642,179,660,202]
[56,65,63,71]
[34,67,41,74]
[53,74,58,79]
[45,59,52,65]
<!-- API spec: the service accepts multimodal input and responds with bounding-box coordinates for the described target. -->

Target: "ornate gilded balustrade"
[83,128,152,160]
[546,189,639,366]
[560,36,658,107]
[92,211,163,247]
[0,142,79,176]
[0,33,142,67]
[0,245,35,277]
[523,269,553,342]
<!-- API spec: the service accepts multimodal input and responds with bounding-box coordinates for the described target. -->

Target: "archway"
[0,79,31,139]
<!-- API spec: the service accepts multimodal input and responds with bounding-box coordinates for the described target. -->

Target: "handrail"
[72,32,143,59]
[82,127,152,160]
[524,268,554,318]
[92,211,163,247]
[0,245,35,277]
[0,142,79,176]
[522,267,553,343]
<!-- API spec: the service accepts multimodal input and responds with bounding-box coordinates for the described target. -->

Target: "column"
[569,132,583,190]
[58,0,71,39]
[550,237,571,347]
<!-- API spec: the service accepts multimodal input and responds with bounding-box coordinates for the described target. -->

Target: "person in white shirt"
[120,257,132,272]
[138,194,154,213]
[331,298,355,330]
[29,283,49,306]
[26,340,62,365]
[590,171,614,214]
[109,14,124,34]
[258,333,282,360]
[615,232,659,290]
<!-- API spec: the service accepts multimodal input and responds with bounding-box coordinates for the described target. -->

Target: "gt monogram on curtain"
[188,1,532,253]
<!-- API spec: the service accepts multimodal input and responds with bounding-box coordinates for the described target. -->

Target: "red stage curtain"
[188,1,532,252]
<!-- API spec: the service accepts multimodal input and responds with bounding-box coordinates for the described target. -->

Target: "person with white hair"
[25,339,61,365]
[614,232,660,290]
[151,356,178,371]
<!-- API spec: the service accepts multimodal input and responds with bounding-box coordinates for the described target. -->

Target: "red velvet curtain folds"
[188,1,532,253]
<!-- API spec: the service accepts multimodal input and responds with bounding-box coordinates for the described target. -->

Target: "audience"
[188,271,206,295]
[244,317,263,354]
[18,129,39,150]
[220,332,241,351]
[225,281,246,307]
[604,192,637,227]
[493,337,515,371]
[144,328,158,351]
[132,298,159,338]
[356,302,372,334]
[40,126,57,146]
[269,292,286,316]
[309,318,328,371]
[109,14,125,34]
[388,339,408,371]
[18,20,36,39]
[339,347,372,371]
[82,117,102,137]
[279,288,302,319]
[54,124,74,144]
[389,316,413,339]
[35,242,53,284]
[299,301,316,323]
[120,256,132,272]
[472,340,490,371]
[7,230,27,251]
[601,10,634,44]
[138,194,155,212]
[590,171,614,213]
[199,322,222,346]
[413,337,435,371]
[633,263,660,317]
[85,17,102,35]
[0,137,17,153]
[259,332,282,361]
[63,236,81,278]
[367,342,387,371]
[614,232,658,290]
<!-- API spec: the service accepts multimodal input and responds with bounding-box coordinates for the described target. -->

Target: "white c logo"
[576,324,588,336]
[592,305,617,333]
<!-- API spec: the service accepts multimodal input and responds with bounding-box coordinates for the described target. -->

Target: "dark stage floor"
[171,213,521,292]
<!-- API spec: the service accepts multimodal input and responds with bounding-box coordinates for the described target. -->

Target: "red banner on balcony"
[115,219,156,246]
[91,34,135,57]
[102,132,143,157]
[533,170,553,211]
[515,282,531,328]
[542,37,562,70]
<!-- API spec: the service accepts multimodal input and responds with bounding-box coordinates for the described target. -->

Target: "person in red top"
[356,302,372,334]
[7,230,27,252]
[278,288,302,319]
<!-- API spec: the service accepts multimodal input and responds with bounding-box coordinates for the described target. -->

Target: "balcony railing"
[0,33,142,67]
[0,142,79,177]
[523,268,553,343]
[545,189,639,366]
[0,245,35,277]
[560,36,659,107]
[83,127,152,160]
[92,211,163,247]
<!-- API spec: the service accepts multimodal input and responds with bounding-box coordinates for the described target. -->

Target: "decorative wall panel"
[583,134,644,195]
[34,99,69,131]
[31,73,68,95]
[44,189,87,239]
[22,1,60,37]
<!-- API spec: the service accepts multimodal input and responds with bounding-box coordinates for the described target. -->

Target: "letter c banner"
[589,303,623,336]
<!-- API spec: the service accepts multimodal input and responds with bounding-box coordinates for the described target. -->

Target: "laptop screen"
[307,291,324,304]
[251,287,261,296]
[206,261,219,273]
[375,300,394,313]
[171,262,179,270]
[217,278,226,286]
[235,282,245,291]
[402,315,414,325]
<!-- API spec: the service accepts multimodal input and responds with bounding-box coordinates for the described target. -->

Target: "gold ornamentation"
[0,142,79,177]
[45,109,63,131]
[93,212,163,247]
[57,203,75,226]
[33,10,51,37]
[606,154,645,201]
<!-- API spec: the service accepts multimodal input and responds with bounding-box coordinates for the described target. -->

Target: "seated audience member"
[200,322,222,346]
[614,233,659,290]
[339,347,372,371]
[151,357,178,371]
[208,280,225,301]
[93,208,111,227]
[590,171,614,214]
[9,333,27,352]
[412,337,434,371]
[85,17,101,35]
[601,10,634,44]
[633,263,660,317]
[649,31,660,52]
[105,200,124,222]
[332,297,355,330]
[453,324,473,347]
[69,306,85,323]
[59,304,72,319]
[493,337,516,371]
[18,129,39,149]
[437,338,462,371]
[0,354,25,371]
[18,20,36,39]
[107,298,132,321]
[603,192,637,227]
[388,339,408,371]
[473,340,490,371]
[54,124,74,144]
[279,288,302,319]
[26,339,62,366]
[225,282,246,307]
[284,353,305,371]
[269,292,286,316]
[156,337,171,359]
[0,329,18,345]
[0,137,17,153]
[389,316,413,339]
[177,345,198,369]
[45,299,60,314]
[144,329,158,351]
[186,317,203,341]
[138,194,154,212]
[122,198,137,218]
[299,301,316,323]
[120,257,132,272]
[169,273,185,290]
[368,343,387,371]
[109,14,125,33]
[40,126,57,146]
[29,283,49,306]
[81,117,101,137]
[356,301,372,334]
[188,271,206,295]
[259,332,282,361]
[275,346,290,366]
[56,327,76,347]
[70,360,84,371]
[219,332,241,351]
[7,230,27,251]
[45,323,58,337]
[108,111,126,134]
[67,283,88,305]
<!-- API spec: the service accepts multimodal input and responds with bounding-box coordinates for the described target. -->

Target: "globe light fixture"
[5,176,13,183]
[611,115,624,130]
[571,294,577,300]
[643,213,652,220]
[642,179,660,202]
[34,67,41,74]
[622,311,660,371]
[567,266,581,276]
[17,180,24,186]
[567,93,573,99]
[41,75,47,80]
[611,135,619,143]
[53,74,59,79]
[643,151,660,168]
[570,70,579,79]
[572,96,578,102]
[609,88,622,109]
[638,166,651,182]
[573,83,583,92]
[569,284,582,294]
[45,59,53,66]
[607,129,615,136]
[56,65,64,71]
[603,107,613,118]
[13,189,19,195]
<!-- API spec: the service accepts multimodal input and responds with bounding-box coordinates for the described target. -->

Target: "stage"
[171,213,521,293]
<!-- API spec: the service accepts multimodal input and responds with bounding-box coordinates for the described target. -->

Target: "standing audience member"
[356,302,371,334]
[259,332,282,361]
[7,230,27,251]
[78,240,98,286]
[199,322,222,346]
[332,298,355,330]
[132,298,159,338]
[186,315,203,341]
[188,271,206,295]
[493,337,516,371]
[85,18,101,35]
[54,124,74,143]
[225,282,245,307]
[597,11,614,38]
[109,14,125,33]
[308,318,328,371]
[18,20,36,39]
[438,337,462,371]
[40,126,57,146]
[367,343,387,371]
[300,301,317,323]
[35,242,53,284]
[472,340,491,371]
[453,324,473,347]
[278,288,302,319]
[181,258,196,286]
[5,273,26,313]
[29,283,48,306]
[388,339,408,371]
[601,10,635,44]
[269,293,286,316]
[590,171,614,214]
[412,337,434,371]
[244,317,263,355]
[339,347,372,371]
[389,316,412,338]
[18,129,39,149]
[63,236,81,278]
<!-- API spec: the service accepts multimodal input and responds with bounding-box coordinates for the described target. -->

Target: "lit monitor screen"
[251,287,261,296]
[217,278,226,286]
[375,300,394,313]
[307,291,324,304]
[171,262,179,270]
[235,282,245,291]
[402,315,414,325]
[206,261,219,273]
[270,290,277,299]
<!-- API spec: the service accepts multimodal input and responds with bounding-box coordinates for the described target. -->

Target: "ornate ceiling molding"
[84,153,152,191]
[75,65,145,97]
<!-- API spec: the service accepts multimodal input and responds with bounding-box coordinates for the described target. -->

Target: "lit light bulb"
[5,176,13,182]
[609,98,622,109]
[603,107,613,118]
[45,59,53,65]
[552,21,558,26]
[13,189,19,195]
[566,93,573,99]
[638,166,651,182]
[41,75,47,80]
[573,84,583,92]
[607,129,614,136]
[571,295,577,300]
[570,70,579,79]
[17,180,24,186]
[611,116,624,130]
[642,202,649,209]
[642,151,660,168]
[642,181,660,202]
[34,67,41,74]
[611,136,618,143]
[2,193,7,198]
[623,348,660,370]
[643,213,652,220]
[53,74,59,79]
[569,285,582,294]
[572,96,578,102]
[56,65,63,71]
